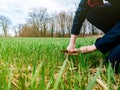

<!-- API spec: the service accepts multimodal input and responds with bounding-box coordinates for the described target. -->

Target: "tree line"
[0,7,103,37]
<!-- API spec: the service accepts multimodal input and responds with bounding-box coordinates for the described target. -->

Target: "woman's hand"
[67,44,75,51]
[68,44,97,53]
[67,34,77,51]
[79,44,97,53]
[68,48,78,53]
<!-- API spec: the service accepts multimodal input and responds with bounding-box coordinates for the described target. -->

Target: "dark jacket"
[71,0,90,35]
[108,0,120,6]
[71,0,120,35]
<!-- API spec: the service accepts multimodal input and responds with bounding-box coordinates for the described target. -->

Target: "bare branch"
[0,15,12,37]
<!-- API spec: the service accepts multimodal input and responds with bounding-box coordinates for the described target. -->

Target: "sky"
[0,0,78,26]
[0,0,79,35]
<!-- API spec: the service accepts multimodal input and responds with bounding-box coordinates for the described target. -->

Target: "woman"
[67,0,120,73]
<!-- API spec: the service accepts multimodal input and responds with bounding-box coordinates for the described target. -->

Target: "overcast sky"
[0,0,78,25]
[0,0,79,35]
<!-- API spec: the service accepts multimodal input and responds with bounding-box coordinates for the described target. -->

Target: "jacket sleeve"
[71,0,90,35]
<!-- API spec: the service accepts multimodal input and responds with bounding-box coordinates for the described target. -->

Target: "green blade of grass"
[106,62,114,90]
[46,67,54,90]
[86,66,101,90]
[46,76,53,90]
[53,54,68,90]
[30,62,43,89]
[7,63,13,90]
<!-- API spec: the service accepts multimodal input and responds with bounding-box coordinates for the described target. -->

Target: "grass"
[0,37,119,90]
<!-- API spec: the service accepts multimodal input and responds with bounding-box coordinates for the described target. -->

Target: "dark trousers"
[86,3,120,73]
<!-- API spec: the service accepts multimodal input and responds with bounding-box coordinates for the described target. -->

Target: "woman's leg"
[95,22,120,54]
[105,44,120,74]
[85,4,120,73]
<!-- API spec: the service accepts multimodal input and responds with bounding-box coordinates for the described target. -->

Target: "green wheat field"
[0,38,120,90]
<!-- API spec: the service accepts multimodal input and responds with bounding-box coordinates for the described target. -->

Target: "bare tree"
[42,19,48,37]
[0,15,11,37]
[66,12,74,37]
[88,23,96,35]
[13,25,18,37]
[42,14,49,37]
[49,18,55,37]
[57,11,66,37]
[27,7,47,37]
[55,15,61,37]
[81,20,87,37]
[17,24,23,36]
[91,24,95,35]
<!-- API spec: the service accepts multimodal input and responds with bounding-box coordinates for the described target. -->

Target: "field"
[0,37,119,90]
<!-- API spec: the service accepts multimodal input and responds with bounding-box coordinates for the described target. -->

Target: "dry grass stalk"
[96,78,108,90]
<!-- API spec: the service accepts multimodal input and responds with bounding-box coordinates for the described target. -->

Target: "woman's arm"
[67,0,90,51]
[67,34,77,50]
[71,0,90,35]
